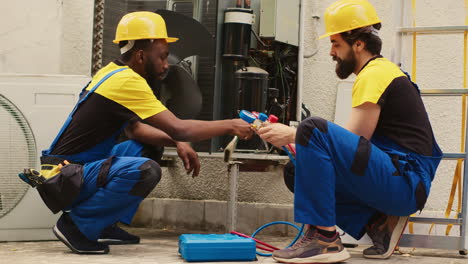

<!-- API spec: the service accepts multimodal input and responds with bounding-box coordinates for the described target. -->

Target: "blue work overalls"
[41,68,161,241]
[293,117,442,239]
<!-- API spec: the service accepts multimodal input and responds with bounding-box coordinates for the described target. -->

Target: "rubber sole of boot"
[53,225,109,254]
[363,216,409,259]
[273,248,351,263]
[98,238,140,245]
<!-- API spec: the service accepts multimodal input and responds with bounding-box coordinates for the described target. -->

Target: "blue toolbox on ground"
[178,234,257,262]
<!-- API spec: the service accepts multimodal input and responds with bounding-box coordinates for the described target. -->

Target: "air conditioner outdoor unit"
[0,74,89,241]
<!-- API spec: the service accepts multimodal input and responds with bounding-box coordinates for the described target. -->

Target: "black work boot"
[98,224,140,245]
[363,215,409,259]
[53,213,109,254]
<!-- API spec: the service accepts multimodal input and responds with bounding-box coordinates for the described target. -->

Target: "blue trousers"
[294,117,441,239]
[67,140,161,241]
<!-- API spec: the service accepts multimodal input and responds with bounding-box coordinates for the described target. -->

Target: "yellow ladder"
[394,0,468,255]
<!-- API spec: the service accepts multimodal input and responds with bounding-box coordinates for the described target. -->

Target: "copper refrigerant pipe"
[235,0,251,8]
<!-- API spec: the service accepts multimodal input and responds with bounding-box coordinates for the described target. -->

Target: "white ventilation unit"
[0,74,89,241]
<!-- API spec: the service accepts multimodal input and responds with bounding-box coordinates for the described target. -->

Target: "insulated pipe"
[460,0,468,252]
[411,0,417,82]
[296,0,306,121]
[462,90,468,253]
[304,0,320,58]
[392,0,405,66]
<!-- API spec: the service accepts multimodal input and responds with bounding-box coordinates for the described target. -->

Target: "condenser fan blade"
[156,9,215,61]
[160,64,202,119]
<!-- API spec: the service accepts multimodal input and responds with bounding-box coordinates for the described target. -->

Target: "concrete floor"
[1,228,467,264]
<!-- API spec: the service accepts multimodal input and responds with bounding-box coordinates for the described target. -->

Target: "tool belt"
[19,156,115,214]
[18,68,127,214]
[35,156,84,214]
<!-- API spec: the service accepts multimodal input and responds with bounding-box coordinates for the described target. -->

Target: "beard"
[334,50,356,79]
[144,58,169,87]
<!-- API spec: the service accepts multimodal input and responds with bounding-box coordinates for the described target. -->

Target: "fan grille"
[0,95,37,219]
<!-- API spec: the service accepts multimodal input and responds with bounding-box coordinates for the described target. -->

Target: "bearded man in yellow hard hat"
[257,1,442,263]
[37,11,252,255]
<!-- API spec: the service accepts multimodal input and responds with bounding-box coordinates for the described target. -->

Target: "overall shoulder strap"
[46,67,128,152]
[400,69,421,94]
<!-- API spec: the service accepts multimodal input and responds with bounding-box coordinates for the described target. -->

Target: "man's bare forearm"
[168,119,235,142]
[144,110,251,143]
[125,121,178,147]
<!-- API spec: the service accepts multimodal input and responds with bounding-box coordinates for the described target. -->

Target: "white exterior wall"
[60,0,95,75]
[0,0,93,75]
[1,0,464,216]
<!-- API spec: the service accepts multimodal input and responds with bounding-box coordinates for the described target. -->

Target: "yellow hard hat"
[319,0,381,39]
[113,11,178,44]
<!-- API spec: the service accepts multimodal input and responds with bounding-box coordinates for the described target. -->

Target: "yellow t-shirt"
[352,57,405,107]
[351,57,435,156]
[50,61,167,157]
[87,62,167,119]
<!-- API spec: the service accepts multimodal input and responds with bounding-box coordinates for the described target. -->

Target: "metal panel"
[399,25,468,34]
[409,217,462,225]
[258,0,299,46]
[259,0,276,38]
[421,89,468,95]
[275,0,300,46]
[400,234,461,250]
[460,100,468,251]
[443,153,467,160]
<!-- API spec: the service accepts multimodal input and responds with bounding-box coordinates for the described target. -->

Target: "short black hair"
[340,23,382,55]
[118,39,153,62]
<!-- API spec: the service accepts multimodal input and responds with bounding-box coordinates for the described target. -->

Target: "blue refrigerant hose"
[251,221,305,257]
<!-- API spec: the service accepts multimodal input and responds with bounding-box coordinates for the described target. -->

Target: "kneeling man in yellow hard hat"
[257,1,442,263]
[36,11,252,254]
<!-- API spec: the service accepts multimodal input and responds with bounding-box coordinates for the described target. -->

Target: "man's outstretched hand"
[257,123,296,148]
[176,142,200,177]
[231,118,254,140]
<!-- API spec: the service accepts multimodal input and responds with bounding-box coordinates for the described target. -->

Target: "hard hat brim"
[165,37,179,43]
[318,31,343,40]
[318,33,333,40]
[113,37,179,44]
[317,20,382,40]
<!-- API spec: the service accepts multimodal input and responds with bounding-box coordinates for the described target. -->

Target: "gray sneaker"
[363,215,409,259]
[272,226,351,263]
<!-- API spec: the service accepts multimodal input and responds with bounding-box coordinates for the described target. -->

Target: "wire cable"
[238,221,304,257]
[251,28,270,48]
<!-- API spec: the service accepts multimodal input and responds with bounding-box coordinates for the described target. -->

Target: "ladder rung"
[398,26,468,34]
[421,89,468,95]
[399,234,461,250]
[409,217,462,225]
[442,153,466,160]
